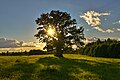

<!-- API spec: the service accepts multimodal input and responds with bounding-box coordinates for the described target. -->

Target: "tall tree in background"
[35,10,85,57]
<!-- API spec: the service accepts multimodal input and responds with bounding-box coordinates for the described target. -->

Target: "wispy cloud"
[106,29,114,33]
[112,20,120,32]
[86,29,89,31]
[117,28,120,31]
[94,26,114,33]
[118,20,120,24]
[83,37,99,44]
[22,42,36,47]
[80,10,110,27]
[113,20,120,24]
[94,26,105,32]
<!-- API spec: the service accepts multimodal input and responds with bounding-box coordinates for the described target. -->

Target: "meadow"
[0,54,120,80]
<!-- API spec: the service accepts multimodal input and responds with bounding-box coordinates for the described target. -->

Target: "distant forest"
[0,50,46,56]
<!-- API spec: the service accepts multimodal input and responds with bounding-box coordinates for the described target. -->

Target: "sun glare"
[47,27,55,37]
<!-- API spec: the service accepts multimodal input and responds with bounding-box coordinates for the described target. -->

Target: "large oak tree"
[35,10,85,57]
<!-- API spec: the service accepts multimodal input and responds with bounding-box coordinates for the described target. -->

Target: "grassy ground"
[0,54,120,80]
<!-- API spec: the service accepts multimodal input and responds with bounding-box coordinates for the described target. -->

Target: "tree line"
[0,47,75,56]
[78,38,120,58]
[0,50,46,56]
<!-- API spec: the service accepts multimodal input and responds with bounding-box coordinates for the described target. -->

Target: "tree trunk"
[54,51,63,58]
[54,36,64,58]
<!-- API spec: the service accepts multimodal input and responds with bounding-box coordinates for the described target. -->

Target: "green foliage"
[79,38,120,58]
[35,10,85,57]
[0,54,120,80]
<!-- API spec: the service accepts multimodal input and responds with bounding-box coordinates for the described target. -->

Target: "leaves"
[35,10,85,52]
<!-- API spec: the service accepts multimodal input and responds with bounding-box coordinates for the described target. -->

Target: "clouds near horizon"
[0,38,45,49]
[0,38,18,48]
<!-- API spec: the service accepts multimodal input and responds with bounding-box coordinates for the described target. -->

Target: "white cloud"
[80,10,110,27]
[117,28,120,31]
[105,29,114,33]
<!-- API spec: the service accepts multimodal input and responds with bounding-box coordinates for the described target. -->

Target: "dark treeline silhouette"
[78,38,120,58]
[0,47,75,56]
[0,48,75,56]
[0,50,46,56]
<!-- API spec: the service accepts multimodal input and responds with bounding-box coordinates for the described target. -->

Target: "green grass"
[0,54,120,80]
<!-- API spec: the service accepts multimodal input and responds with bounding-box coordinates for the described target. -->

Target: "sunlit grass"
[0,54,120,80]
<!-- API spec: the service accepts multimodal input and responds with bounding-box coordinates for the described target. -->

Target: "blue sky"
[0,0,120,42]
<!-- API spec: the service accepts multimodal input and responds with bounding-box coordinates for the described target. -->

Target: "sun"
[47,27,55,37]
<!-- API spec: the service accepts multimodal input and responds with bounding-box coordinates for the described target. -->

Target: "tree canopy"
[35,10,85,57]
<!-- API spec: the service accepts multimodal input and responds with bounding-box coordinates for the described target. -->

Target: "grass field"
[0,54,120,80]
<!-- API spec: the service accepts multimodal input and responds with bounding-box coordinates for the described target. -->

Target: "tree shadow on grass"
[0,57,120,80]
[13,62,38,80]
[36,57,76,80]
[36,57,120,80]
